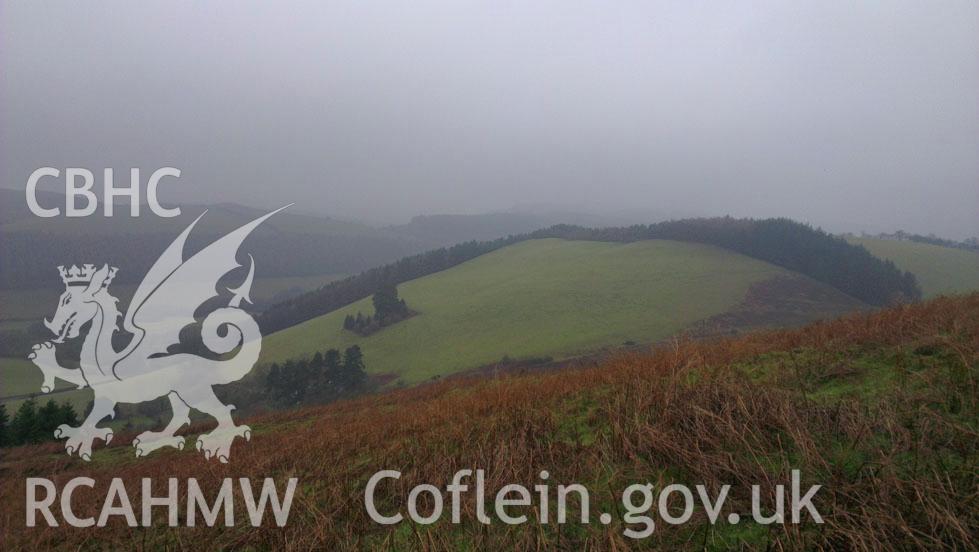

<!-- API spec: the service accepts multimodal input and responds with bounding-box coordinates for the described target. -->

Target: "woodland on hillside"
[259,217,921,333]
[343,285,415,336]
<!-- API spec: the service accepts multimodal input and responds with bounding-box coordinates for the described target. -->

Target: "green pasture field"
[261,239,783,383]
[850,237,979,298]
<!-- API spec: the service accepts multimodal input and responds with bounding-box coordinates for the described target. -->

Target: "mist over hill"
[383,211,619,247]
[0,189,590,290]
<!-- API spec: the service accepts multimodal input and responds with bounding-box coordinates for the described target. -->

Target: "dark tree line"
[265,345,368,407]
[259,236,523,333]
[602,217,922,306]
[0,399,80,448]
[260,217,922,333]
[344,285,413,335]
[867,231,979,253]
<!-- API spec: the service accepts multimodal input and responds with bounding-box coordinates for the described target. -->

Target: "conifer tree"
[11,398,40,444]
[37,400,61,441]
[57,401,79,427]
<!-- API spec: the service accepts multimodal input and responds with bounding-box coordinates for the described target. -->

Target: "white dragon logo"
[27,206,288,463]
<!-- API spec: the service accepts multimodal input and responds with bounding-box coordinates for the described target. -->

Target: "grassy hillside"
[851,237,979,297]
[261,217,918,334]
[2,295,974,550]
[0,357,91,414]
[261,239,787,383]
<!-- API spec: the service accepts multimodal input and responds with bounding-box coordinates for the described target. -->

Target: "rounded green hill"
[261,238,785,383]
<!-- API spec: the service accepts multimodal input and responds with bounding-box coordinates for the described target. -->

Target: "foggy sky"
[2,1,977,237]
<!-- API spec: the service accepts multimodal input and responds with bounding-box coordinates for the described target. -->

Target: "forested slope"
[260,218,919,333]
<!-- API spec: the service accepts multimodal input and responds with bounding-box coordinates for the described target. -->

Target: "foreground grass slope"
[1,295,975,550]
[851,237,979,298]
[261,239,783,382]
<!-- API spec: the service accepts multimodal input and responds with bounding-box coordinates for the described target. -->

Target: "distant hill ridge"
[0,189,599,289]
[258,217,921,334]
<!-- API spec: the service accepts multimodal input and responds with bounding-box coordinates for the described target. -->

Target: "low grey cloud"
[2,1,976,237]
